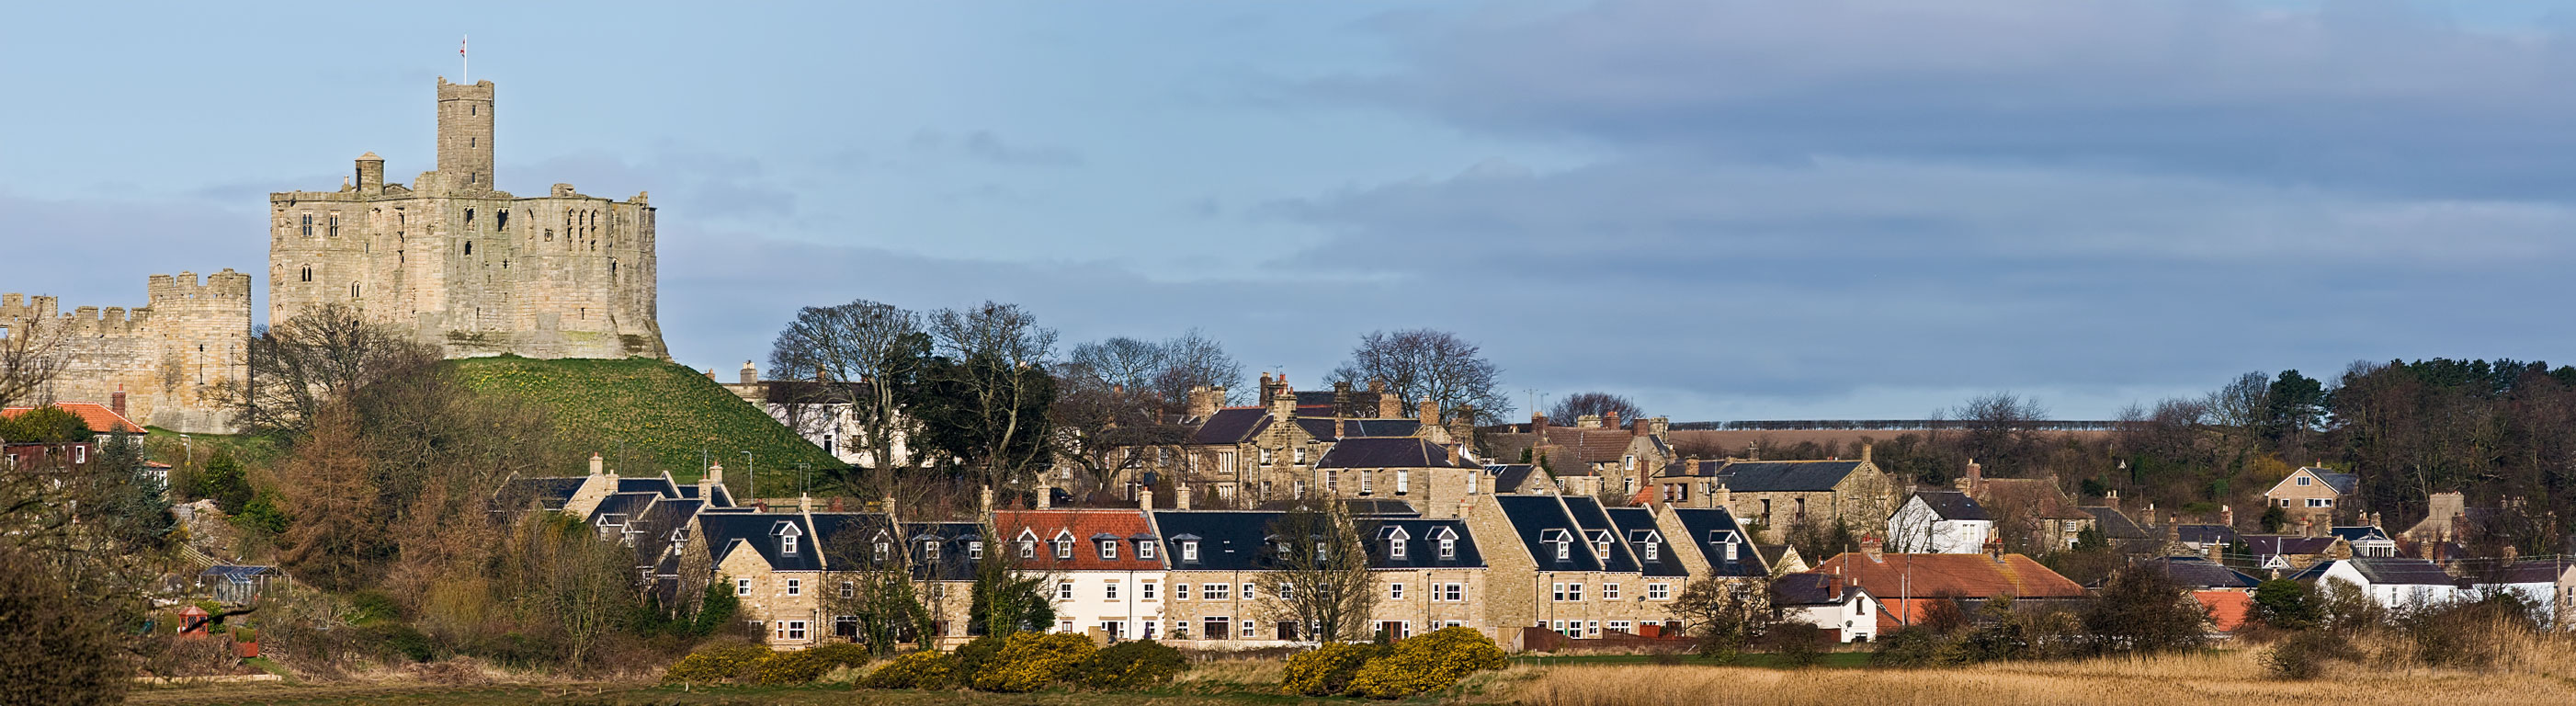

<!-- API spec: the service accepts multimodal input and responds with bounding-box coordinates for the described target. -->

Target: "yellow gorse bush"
[662,643,772,684]
[972,632,1095,692]
[1345,627,1509,700]
[861,650,958,689]
[1280,642,1388,696]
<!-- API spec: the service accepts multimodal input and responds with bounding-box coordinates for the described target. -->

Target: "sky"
[7,0,2576,421]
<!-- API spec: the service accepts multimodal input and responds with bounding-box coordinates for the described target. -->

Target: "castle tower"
[268,77,669,362]
[436,78,495,193]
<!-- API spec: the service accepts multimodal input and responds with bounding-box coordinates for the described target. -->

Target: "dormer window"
[1138,541,1157,560]
[1055,538,1073,560]
[775,522,804,555]
[1390,539,1409,558]
[969,541,984,559]
[873,541,888,561]
[1099,541,1118,560]
[1019,541,1036,559]
[1440,538,1457,558]
[1182,541,1199,562]
[1644,541,1660,561]
[924,541,941,560]
[1316,543,1330,561]
[1555,541,1571,561]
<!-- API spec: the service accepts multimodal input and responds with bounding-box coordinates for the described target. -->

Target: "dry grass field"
[1501,647,2576,706]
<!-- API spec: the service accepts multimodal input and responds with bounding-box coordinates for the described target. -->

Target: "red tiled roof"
[2,403,144,435]
[2196,590,2251,632]
[992,508,1165,572]
[1540,427,1636,464]
[1876,598,1954,632]
[1813,552,2089,601]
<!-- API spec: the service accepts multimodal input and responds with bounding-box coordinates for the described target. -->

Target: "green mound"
[447,356,843,497]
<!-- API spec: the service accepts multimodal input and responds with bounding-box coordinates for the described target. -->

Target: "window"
[1552,583,1566,601]
[1139,541,1156,560]
[1594,539,1610,558]
[1466,473,1477,495]
[1567,583,1584,601]
[1624,454,1637,471]
[1204,617,1230,640]
[1241,619,1258,639]
[785,579,801,597]
[735,578,752,597]
[1643,541,1660,561]
[873,541,888,561]
[1243,583,1257,600]
[1603,583,1620,600]
[1360,474,1373,495]
[970,541,984,559]
[2307,498,2329,508]
[300,266,312,282]
[301,213,312,237]
[1648,583,1671,600]
[1390,539,1408,558]
[1440,538,1456,558]
[1175,583,1192,600]
[497,210,508,230]
[1586,621,1600,637]
[1142,582,1158,600]
[1397,469,1410,495]
[327,214,338,237]
[1182,541,1199,562]
[1390,583,1405,600]
[1326,474,1339,493]
[1316,543,1330,561]
[835,616,858,638]
[348,282,360,298]
[1295,448,1307,464]
[464,241,472,255]
[1724,541,1739,562]
[1292,480,1307,498]
[780,621,807,641]
[1057,582,1074,600]
[840,581,855,598]
[2297,475,2311,486]
[1219,451,1238,473]
[1440,583,1463,601]
[1055,538,1073,559]
[1554,541,1570,561]
[1260,448,1273,465]
[1105,583,1119,600]
[925,541,941,560]
[1100,541,1118,560]
[1280,583,1296,600]
[1203,584,1230,600]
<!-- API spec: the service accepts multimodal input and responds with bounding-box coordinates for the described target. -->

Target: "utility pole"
[744,450,756,504]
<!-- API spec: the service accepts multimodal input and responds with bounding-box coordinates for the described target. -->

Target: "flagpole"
[461,35,469,83]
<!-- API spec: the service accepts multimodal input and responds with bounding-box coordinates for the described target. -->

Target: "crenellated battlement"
[0,271,251,433]
[148,268,254,306]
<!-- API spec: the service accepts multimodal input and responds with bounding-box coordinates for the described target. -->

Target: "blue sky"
[7,1,2576,421]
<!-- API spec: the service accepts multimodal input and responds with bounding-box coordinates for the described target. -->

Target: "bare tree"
[1255,502,1379,643]
[1068,329,1243,414]
[1068,337,1165,399]
[230,303,437,439]
[1328,329,1513,427]
[920,302,1059,493]
[1548,392,1642,427]
[1152,328,1243,411]
[768,300,929,495]
[822,523,935,655]
[0,315,67,411]
[1952,392,2048,470]
[1885,494,1941,553]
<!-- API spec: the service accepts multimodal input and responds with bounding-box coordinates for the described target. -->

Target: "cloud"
[0,191,265,313]
[1323,0,2576,199]
[907,129,1084,167]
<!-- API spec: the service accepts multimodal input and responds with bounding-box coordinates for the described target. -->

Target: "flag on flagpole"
[460,35,468,82]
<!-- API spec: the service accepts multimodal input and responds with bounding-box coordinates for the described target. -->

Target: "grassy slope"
[447,356,842,496]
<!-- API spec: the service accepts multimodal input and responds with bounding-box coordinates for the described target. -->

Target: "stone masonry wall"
[0,270,251,433]
[268,77,666,361]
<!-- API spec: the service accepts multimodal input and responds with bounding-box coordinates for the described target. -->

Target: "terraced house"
[1154,375,1467,508]
[1467,495,1691,648]
[1148,508,1490,644]
[992,507,1168,640]
[1653,450,1897,543]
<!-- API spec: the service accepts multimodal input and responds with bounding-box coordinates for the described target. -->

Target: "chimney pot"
[110,387,127,420]
[1140,485,1154,513]
[1604,409,1622,431]
[1176,484,1192,510]
[830,496,845,512]
[741,360,757,385]
[589,452,605,476]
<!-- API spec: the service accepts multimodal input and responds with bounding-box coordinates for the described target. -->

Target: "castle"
[267,77,669,360]
[0,271,252,434]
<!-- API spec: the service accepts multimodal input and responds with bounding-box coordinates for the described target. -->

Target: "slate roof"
[2488,560,2576,584]
[2174,524,2239,546]
[1708,461,1867,492]
[1152,510,1283,572]
[1367,518,1484,569]
[1602,507,1687,577]
[1492,495,1606,572]
[1772,573,1862,607]
[805,512,902,568]
[1558,496,1644,574]
[699,512,829,572]
[1486,464,1543,494]
[1811,552,2089,599]
[505,476,588,510]
[1974,478,2092,520]
[1316,438,1467,469]
[1190,408,1270,445]
[1251,498,1419,516]
[618,476,685,497]
[1492,428,1640,465]
[1290,417,1421,441]
[993,509,1165,572]
[762,381,868,405]
[2284,560,2335,583]
[2139,556,2260,588]
[2242,534,2338,558]
[2082,507,2150,540]
[2345,557,2461,586]
[587,492,660,526]
[1671,507,1767,577]
[1912,491,1989,521]
[899,521,985,581]
[2331,526,2392,543]
[2305,469,2360,495]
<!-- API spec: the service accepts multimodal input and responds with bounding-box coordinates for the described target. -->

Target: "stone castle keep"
[3,77,668,433]
[267,77,669,360]
[0,271,252,433]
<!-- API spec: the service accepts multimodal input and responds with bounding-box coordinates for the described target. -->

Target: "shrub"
[2266,630,2354,679]
[1073,640,1187,690]
[358,623,435,663]
[663,643,773,684]
[1345,627,1508,700]
[748,643,875,685]
[952,634,1007,685]
[1869,627,1966,668]
[972,632,1095,692]
[1279,642,1387,697]
[861,650,958,689]
[349,591,404,624]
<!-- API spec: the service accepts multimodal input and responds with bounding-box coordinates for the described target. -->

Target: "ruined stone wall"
[267,77,667,361]
[0,270,250,433]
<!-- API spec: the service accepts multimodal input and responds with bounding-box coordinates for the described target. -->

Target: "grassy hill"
[447,356,844,497]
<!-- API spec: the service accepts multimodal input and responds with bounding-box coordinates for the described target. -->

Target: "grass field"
[1509,652,1873,669]
[447,356,843,495]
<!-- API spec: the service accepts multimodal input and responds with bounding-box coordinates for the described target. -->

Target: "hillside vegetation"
[448,356,842,496]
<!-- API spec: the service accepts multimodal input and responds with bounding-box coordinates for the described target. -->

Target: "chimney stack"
[1270,381,1298,423]
[1958,459,1982,495]
[2298,514,2314,538]
[981,485,994,512]
[799,495,813,513]
[2221,505,2235,529]
[111,386,127,420]
[2105,489,2120,514]
[1714,482,1732,508]
[705,368,718,380]
[589,452,606,476]
[1532,412,1549,435]
[1985,537,2004,563]
[1576,414,1602,429]
[1860,442,1872,463]
[740,360,757,385]
[830,496,845,512]
[1140,485,1154,513]
[1175,484,1192,510]
[1417,397,1438,428]
[1374,380,1401,418]
[1186,385,1220,418]
[1604,410,1623,433]
[1036,482,1051,509]
[1630,412,1648,437]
